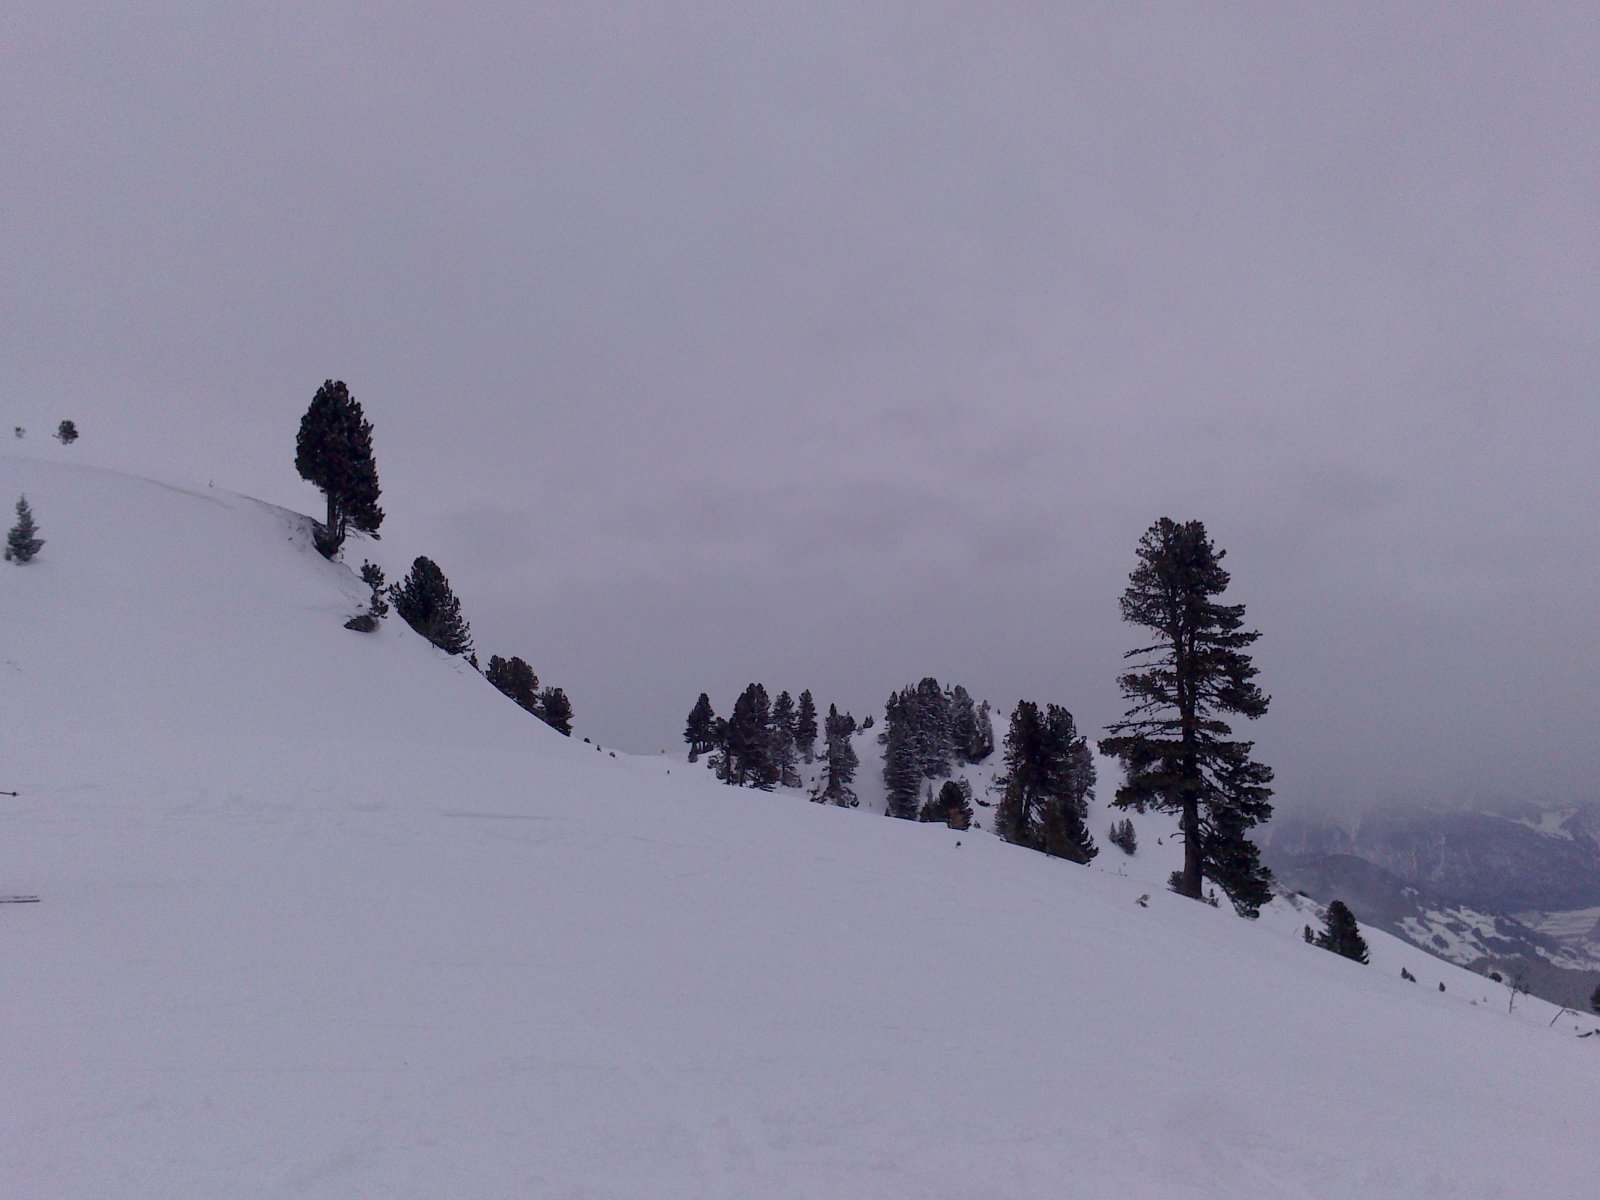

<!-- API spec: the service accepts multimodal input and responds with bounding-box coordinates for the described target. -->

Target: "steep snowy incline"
[2,453,1596,1199]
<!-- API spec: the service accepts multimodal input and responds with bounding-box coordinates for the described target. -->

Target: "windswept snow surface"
[3,452,1597,1199]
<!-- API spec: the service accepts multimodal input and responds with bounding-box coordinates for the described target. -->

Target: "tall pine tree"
[1100,518,1273,915]
[994,701,1097,861]
[295,380,384,558]
[684,693,717,761]
[794,690,819,762]
[770,690,801,788]
[389,556,473,657]
[1038,705,1098,863]
[819,704,859,807]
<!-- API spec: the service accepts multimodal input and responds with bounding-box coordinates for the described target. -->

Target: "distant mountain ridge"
[1267,802,1600,1008]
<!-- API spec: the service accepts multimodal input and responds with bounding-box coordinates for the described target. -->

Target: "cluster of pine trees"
[879,678,992,820]
[485,655,574,736]
[295,379,1283,920]
[295,381,574,736]
[685,686,820,790]
[994,701,1098,862]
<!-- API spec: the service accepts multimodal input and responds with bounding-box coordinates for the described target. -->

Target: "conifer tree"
[973,700,996,761]
[995,701,1047,846]
[389,556,473,656]
[1590,982,1600,1016]
[55,420,78,444]
[1101,518,1274,915]
[921,779,974,830]
[770,690,801,788]
[1038,705,1098,863]
[995,701,1097,862]
[487,655,541,715]
[358,560,389,619]
[1108,818,1138,855]
[724,683,776,788]
[1314,900,1370,964]
[819,704,858,806]
[538,686,574,736]
[5,495,44,563]
[684,693,717,761]
[881,690,923,820]
[795,690,819,762]
[295,379,384,557]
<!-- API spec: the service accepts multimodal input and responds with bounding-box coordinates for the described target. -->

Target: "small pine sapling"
[55,420,78,444]
[5,495,44,563]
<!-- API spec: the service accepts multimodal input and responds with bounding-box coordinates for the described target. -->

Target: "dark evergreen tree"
[5,495,43,563]
[881,690,923,820]
[724,683,777,788]
[996,701,1097,861]
[1100,517,1274,916]
[1590,982,1600,1016]
[948,685,979,762]
[920,778,974,830]
[819,704,858,806]
[487,655,541,714]
[969,700,995,762]
[295,379,384,557]
[538,687,573,735]
[358,560,389,619]
[795,690,819,762]
[389,556,473,656]
[55,420,78,444]
[995,701,1047,846]
[1108,818,1138,855]
[1038,705,1098,863]
[684,693,718,761]
[1314,900,1370,964]
[770,690,801,788]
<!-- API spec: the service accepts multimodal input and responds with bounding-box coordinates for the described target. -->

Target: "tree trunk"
[324,491,342,555]
[1179,796,1203,898]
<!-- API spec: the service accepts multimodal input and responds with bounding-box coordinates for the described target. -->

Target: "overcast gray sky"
[5,3,1596,811]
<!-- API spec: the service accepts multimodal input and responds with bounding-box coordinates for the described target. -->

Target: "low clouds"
[5,3,1596,810]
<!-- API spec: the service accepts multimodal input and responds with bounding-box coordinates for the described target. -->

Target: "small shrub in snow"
[1401,967,1416,982]
[55,420,78,444]
[5,495,44,563]
[1108,818,1138,855]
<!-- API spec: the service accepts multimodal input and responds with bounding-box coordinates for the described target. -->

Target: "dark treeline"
[879,678,993,821]
[685,685,826,794]
[298,381,1280,916]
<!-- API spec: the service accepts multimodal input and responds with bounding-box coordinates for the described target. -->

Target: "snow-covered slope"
[4,452,1597,1199]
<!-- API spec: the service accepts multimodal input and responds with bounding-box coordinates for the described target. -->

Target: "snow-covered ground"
[4,451,1597,1198]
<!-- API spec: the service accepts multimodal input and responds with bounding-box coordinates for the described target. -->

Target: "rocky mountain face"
[1267,802,1600,1010]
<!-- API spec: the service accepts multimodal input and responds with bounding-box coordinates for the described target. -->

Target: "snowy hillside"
[3,451,1597,1199]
